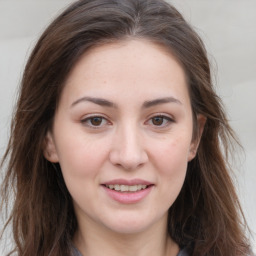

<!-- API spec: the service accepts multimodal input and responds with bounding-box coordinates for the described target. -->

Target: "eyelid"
[145,113,175,127]
[81,114,111,129]
[80,113,174,129]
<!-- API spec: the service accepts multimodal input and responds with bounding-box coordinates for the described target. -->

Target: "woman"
[0,0,252,255]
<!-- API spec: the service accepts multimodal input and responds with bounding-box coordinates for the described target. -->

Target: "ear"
[188,114,206,161]
[43,131,59,163]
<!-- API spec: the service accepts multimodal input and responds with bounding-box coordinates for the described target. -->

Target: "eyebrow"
[70,96,182,109]
[142,97,182,108]
[71,96,117,108]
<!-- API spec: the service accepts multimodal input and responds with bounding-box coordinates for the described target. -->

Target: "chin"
[107,223,150,235]
[101,212,166,235]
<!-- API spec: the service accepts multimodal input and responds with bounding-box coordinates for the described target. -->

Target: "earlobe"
[188,114,207,161]
[43,131,59,163]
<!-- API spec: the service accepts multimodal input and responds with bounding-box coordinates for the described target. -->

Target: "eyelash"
[146,114,174,128]
[81,115,110,129]
[81,114,174,129]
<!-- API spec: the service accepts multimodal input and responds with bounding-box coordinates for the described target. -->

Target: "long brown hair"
[0,0,251,255]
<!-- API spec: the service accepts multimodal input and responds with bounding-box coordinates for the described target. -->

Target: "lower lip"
[102,185,153,204]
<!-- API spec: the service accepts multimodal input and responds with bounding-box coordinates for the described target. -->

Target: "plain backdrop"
[0,0,255,254]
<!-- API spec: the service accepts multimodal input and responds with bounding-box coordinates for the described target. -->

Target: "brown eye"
[90,117,103,126]
[81,116,108,128]
[152,116,164,126]
[148,115,174,128]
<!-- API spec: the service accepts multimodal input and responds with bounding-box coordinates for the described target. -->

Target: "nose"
[109,124,148,170]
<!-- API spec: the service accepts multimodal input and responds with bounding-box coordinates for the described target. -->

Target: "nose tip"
[110,149,148,170]
[109,131,148,170]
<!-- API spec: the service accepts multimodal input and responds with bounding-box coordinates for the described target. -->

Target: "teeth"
[106,184,148,192]
[129,185,137,192]
[120,185,128,192]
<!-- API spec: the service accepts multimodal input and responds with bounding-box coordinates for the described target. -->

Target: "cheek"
[55,132,109,179]
[157,139,189,211]
[152,135,191,194]
[154,135,191,171]
[55,135,111,207]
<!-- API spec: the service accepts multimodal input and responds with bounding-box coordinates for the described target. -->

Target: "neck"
[73,215,179,256]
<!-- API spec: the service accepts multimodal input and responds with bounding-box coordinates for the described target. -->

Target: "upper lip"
[102,179,153,186]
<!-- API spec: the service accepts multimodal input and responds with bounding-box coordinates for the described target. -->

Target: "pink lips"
[103,179,152,186]
[101,179,153,204]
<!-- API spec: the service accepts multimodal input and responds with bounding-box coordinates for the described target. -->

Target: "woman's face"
[45,40,204,235]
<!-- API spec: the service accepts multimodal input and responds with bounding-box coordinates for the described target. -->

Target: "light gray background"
[0,0,255,254]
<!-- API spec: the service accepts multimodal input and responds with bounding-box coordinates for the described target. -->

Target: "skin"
[44,39,205,256]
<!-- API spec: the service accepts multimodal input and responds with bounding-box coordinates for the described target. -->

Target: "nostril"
[109,150,148,170]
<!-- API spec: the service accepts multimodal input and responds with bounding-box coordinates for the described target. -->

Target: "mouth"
[101,179,154,203]
[103,184,152,193]
[102,183,153,204]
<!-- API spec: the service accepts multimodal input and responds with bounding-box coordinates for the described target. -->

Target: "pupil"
[152,117,163,125]
[91,117,102,126]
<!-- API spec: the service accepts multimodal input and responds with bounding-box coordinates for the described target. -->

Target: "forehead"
[62,39,190,107]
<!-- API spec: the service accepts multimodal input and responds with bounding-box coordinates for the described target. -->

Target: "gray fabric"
[177,247,190,256]
[71,246,189,256]
[71,246,82,256]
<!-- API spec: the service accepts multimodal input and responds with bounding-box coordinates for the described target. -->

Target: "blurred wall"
[0,0,255,253]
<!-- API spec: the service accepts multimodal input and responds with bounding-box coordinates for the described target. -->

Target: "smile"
[102,184,153,204]
[104,184,148,192]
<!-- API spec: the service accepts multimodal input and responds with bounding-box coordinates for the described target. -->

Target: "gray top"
[71,246,82,256]
[71,246,189,256]
[177,247,190,256]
